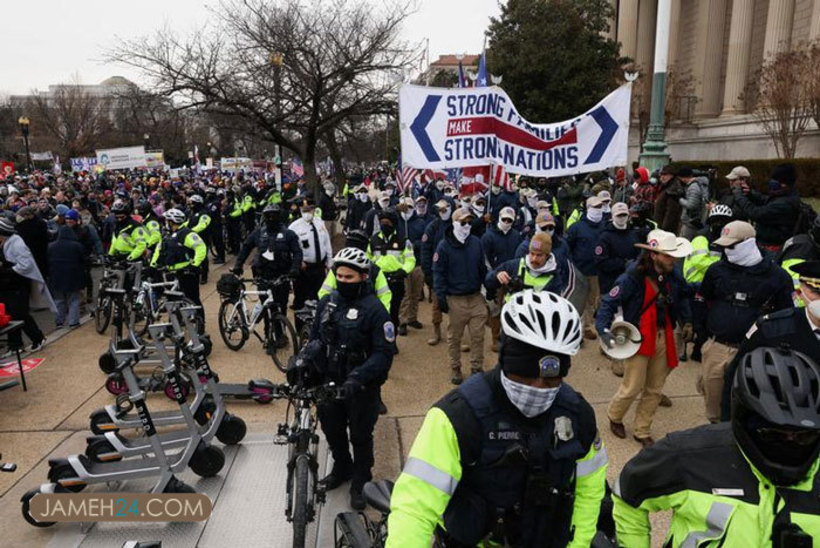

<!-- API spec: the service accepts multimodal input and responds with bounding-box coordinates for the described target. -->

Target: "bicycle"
[128,267,181,336]
[294,300,318,350]
[94,258,132,334]
[273,380,342,548]
[216,274,299,372]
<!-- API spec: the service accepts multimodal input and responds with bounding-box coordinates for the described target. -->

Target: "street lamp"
[143,133,150,150]
[18,116,32,172]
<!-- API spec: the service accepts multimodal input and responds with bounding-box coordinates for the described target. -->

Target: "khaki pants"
[583,275,600,333]
[607,332,669,439]
[699,339,737,423]
[324,219,337,243]
[399,266,423,325]
[446,293,488,373]
[486,288,505,342]
[431,291,443,326]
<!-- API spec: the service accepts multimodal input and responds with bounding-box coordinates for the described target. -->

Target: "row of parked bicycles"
[21,258,394,547]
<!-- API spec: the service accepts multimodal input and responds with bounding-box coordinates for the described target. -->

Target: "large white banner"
[96,146,147,171]
[399,83,631,177]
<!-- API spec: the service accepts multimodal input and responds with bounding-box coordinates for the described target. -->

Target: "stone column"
[763,0,795,59]
[809,0,820,42]
[667,0,681,69]
[617,0,639,61]
[722,0,755,115]
[693,0,728,118]
[604,0,617,41]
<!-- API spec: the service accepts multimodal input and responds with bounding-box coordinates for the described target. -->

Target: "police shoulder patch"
[433,252,439,262]
[595,245,603,255]
[422,234,428,242]
[593,430,603,450]
[609,285,620,298]
[384,321,396,343]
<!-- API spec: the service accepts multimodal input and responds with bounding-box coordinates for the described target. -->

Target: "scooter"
[21,339,224,527]
[84,318,247,464]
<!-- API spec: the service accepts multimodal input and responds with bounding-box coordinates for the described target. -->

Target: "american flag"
[396,165,418,195]
[291,158,304,178]
[491,164,513,191]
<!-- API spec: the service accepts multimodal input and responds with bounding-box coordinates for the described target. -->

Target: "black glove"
[231,266,243,276]
[600,330,616,349]
[437,295,448,314]
[340,377,363,400]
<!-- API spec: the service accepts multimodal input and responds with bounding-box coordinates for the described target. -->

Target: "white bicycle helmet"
[189,194,204,204]
[709,204,733,219]
[332,247,371,273]
[501,289,582,356]
[164,208,187,225]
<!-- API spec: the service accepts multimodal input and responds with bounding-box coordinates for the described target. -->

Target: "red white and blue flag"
[291,158,304,178]
[396,165,418,195]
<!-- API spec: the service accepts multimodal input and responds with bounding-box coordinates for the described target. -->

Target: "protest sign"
[96,146,148,171]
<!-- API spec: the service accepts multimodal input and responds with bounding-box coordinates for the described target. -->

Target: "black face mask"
[337,280,364,300]
[265,213,281,227]
[380,222,394,234]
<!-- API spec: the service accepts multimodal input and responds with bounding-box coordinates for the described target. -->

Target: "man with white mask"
[363,190,394,237]
[421,199,454,346]
[433,208,488,384]
[567,196,606,339]
[346,183,372,232]
[387,290,606,547]
[481,206,523,350]
[694,220,793,423]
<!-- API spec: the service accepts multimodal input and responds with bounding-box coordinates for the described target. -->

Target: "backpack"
[792,201,818,237]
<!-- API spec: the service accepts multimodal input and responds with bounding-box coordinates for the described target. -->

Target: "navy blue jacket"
[309,285,394,387]
[421,217,450,276]
[47,226,86,293]
[695,257,794,344]
[594,224,642,294]
[433,229,486,301]
[484,253,573,301]
[596,261,692,334]
[566,216,605,276]
[514,234,569,261]
[481,225,523,269]
[235,222,302,277]
[346,199,372,232]
[489,190,518,220]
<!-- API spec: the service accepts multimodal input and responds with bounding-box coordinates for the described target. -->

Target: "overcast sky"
[2,0,502,96]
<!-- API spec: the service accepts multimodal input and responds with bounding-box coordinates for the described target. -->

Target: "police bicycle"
[272,377,343,548]
[216,274,299,371]
[129,266,205,337]
[94,257,134,334]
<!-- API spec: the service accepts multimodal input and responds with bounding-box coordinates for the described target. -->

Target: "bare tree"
[808,40,820,130]
[28,76,113,159]
[108,0,416,195]
[746,44,814,159]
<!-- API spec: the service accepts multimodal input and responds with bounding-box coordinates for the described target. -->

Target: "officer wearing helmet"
[150,208,206,306]
[777,216,820,302]
[614,346,820,546]
[205,186,226,264]
[188,194,212,284]
[136,200,163,250]
[306,247,395,511]
[318,229,391,310]
[108,201,147,262]
[387,290,607,547]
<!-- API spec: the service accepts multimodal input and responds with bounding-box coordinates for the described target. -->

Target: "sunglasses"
[456,220,471,226]
[756,426,820,446]
[500,218,514,224]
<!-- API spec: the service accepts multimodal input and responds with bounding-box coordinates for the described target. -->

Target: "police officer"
[232,203,302,343]
[150,208,206,307]
[108,201,147,263]
[433,207,488,384]
[240,183,257,234]
[719,260,820,421]
[225,186,243,254]
[136,200,163,252]
[370,208,415,328]
[595,202,642,296]
[188,194,212,284]
[288,198,332,329]
[308,247,395,510]
[206,186,226,264]
[777,216,820,300]
[387,290,606,547]
[318,230,391,310]
[421,199,453,346]
[598,230,694,447]
[694,220,794,423]
[614,346,820,546]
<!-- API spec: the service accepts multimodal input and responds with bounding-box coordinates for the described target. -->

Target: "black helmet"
[732,347,820,485]
[345,229,370,252]
[136,200,152,217]
[111,201,130,215]
[263,203,282,223]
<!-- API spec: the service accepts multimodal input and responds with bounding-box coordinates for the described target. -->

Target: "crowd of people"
[1,158,819,544]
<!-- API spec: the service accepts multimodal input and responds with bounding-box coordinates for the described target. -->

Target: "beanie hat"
[499,333,570,378]
[55,204,70,216]
[771,163,797,186]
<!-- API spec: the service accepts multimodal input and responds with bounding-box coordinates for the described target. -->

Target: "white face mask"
[436,181,445,191]
[453,222,471,243]
[385,188,394,197]
[378,199,390,209]
[807,298,820,320]
[491,186,502,195]
[400,211,413,221]
[301,211,314,222]
[415,204,427,216]
[724,237,763,267]
[357,193,369,203]
[497,219,513,233]
[439,207,452,221]
[472,204,485,215]
[460,199,471,209]
[526,253,555,275]
[500,371,560,418]
[587,208,603,223]
[613,215,629,230]
[325,189,334,196]
[526,197,538,208]
[444,190,456,198]
[602,203,611,214]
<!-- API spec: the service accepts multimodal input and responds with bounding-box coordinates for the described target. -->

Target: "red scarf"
[637,277,678,369]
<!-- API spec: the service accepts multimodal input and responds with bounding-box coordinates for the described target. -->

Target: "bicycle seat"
[363,479,394,514]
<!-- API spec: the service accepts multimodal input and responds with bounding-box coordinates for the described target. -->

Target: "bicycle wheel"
[94,291,112,334]
[291,455,312,548]
[218,299,247,350]
[130,300,150,337]
[269,313,299,373]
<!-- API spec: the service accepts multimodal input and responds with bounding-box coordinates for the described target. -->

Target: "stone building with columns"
[606,0,820,162]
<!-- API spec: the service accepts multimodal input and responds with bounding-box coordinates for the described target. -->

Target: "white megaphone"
[600,319,643,360]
